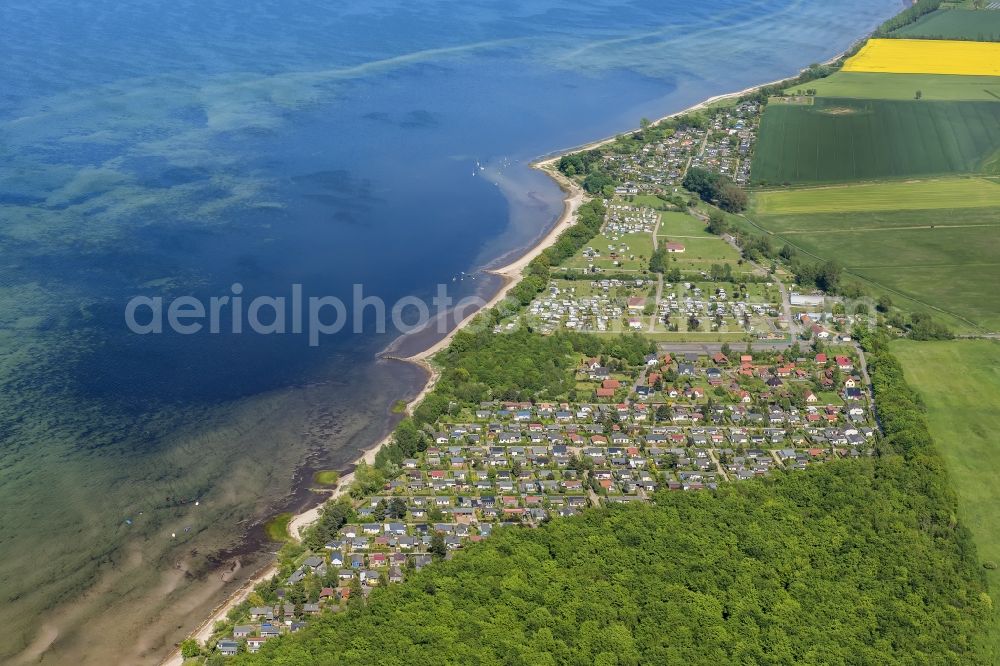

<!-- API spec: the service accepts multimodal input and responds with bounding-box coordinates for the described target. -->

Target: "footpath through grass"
[895,339,1000,658]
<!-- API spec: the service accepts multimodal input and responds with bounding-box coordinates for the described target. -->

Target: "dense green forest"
[229,330,990,666]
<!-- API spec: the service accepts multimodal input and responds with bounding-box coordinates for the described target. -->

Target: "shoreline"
[535,47,858,163]
[162,44,869,665]
[160,160,584,666]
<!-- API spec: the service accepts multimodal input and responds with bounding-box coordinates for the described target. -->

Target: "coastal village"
[602,101,760,194]
[210,344,875,655]
[187,76,883,661]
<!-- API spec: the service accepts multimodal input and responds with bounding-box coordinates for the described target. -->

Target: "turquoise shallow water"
[0,0,900,662]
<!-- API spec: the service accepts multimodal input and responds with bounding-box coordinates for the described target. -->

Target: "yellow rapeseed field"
[843,38,1000,77]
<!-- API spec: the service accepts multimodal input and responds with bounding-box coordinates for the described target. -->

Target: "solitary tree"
[180,639,201,659]
[430,532,447,560]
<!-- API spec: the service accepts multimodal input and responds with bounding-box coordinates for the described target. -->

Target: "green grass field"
[894,339,1000,659]
[789,71,1000,101]
[652,211,743,269]
[860,263,1000,329]
[630,195,673,209]
[753,177,1000,215]
[657,236,742,267]
[751,98,1000,184]
[754,216,1000,331]
[892,8,1000,40]
[749,179,1000,331]
[788,224,1000,270]
[657,211,713,236]
[753,206,1000,234]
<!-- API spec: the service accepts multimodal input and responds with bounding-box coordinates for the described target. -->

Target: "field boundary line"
[779,223,1000,234]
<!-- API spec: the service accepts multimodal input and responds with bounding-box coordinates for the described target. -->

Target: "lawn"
[655,212,743,268]
[842,38,1000,77]
[788,71,1000,101]
[892,8,1000,41]
[752,177,1000,215]
[630,195,672,209]
[657,211,713,237]
[894,339,1000,660]
[751,98,1000,184]
[658,237,742,266]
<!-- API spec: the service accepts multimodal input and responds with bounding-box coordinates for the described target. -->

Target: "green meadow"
[748,178,1000,331]
[892,8,1000,40]
[653,211,743,269]
[754,211,1000,331]
[754,206,1000,235]
[792,71,1000,101]
[787,223,1000,270]
[657,210,713,236]
[861,263,1000,330]
[894,339,1000,657]
[751,98,1000,184]
[657,236,742,267]
[788,224,1000,331]
[752,177,1000,215]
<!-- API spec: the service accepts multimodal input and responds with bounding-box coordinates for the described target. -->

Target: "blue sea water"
[0,0,900,662]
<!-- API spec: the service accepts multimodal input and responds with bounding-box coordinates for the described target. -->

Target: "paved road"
[707,449,730,481]
[648,213,664,332]
[852,342,872,388]
[774,277,798,336]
